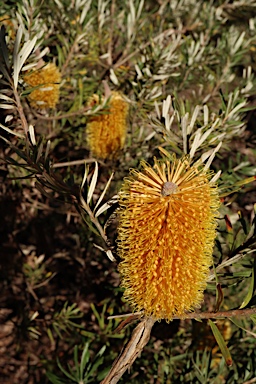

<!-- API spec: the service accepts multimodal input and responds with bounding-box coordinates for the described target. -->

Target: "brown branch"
[13,87,29,134]
[61,35,79,76]
[101,317,155,384]
[34,106,91,121]
[108,307,256,321]
[103,307,256,383]
[79,193,110,248]
[107,0,116,67]
[173,307,256,320]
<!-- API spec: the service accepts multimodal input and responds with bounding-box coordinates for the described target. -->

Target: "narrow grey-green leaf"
[230,317,256,338]
[13,36,37,88]
[240,268,254,309]
[87,161,98,204]
[0,122,25,138]
[80,343,90,379]
[94,172,114,214]
[13,25,23,62]
[208,319,232,366]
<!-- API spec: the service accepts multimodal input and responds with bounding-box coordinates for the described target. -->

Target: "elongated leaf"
[238,210,247,235]
[208,319,232,366]
[86,354,105,379]
[234,175,256,187]
[240,268,255,309]
[13,25,23,62]
[0,93,14,102]
[94,172,114,214]
[81,163,89,189]
[29,124,36,146]
[56,358,76,381]
[46,371,66,384]
[0,122,25,138]
[0,103,15,109]
[230,317,256,338]
[95,196,117,218]
[87,161,98,204]
[215,283,224,312]
[73,345,79,378]
[13,36,37,89]
[250,315,256,325]
[80,343,90,379]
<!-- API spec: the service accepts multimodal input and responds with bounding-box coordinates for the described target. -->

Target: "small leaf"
[0,103,15,109]
[80,343,90,379]
[224,214,232,232]
[29,124,36,146]
[250,315,256,325]
[94,172,114,214]
[13,36,37,89]
[238,210,248,235]
[46,371,66,384]
[13,25,23,63]
[240,268,254,309]
[56,358,76,381]
[87,161,98,204]
[215,283,224,312]
[95,195,118,218]
[234,175,256,187]
[230,317,256,338]
[81,163,89,189]
[208,319,232,366]
[0,122,25,138]
[0,93,14,102]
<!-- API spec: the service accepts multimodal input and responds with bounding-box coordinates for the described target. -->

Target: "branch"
[173,307,256,320]
[108,307,256,321]
[102,307,256,383]
[13,86,29,134]
[101,317,155,384]
[79,193,110,248]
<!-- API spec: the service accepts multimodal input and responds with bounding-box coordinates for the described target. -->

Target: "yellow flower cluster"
[24,63,61,109]
[86,92,128,160]
[117,156,220,321]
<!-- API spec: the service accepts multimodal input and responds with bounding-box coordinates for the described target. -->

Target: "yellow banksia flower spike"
[86,91,128,160]
[24,63,61,109]
[117,155,220,321]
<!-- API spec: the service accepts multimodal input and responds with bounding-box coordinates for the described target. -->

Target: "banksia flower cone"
[86,92,128,159]
[24,63,61,109]
[117,155,220,321]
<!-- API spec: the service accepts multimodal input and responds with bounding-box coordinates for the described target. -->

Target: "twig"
[208,234,256,281]
[107,0,116,67]
[61,35,79,76]
[108,307,256,321]
[34,106,91,121]
[172,307,256,320]
[13,86,29,134]
[102,307,256,383]
[52,158,102,168]
[101,317,155,384]
[79,193,110,247]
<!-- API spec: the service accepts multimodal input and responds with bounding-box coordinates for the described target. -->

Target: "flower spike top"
[24,63,61,109]
[117,153,220,321]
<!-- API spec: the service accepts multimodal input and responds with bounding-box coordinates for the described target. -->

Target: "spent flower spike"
[117,153,220,321]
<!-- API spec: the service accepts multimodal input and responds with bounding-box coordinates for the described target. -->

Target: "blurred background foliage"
[0,0,256,383]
